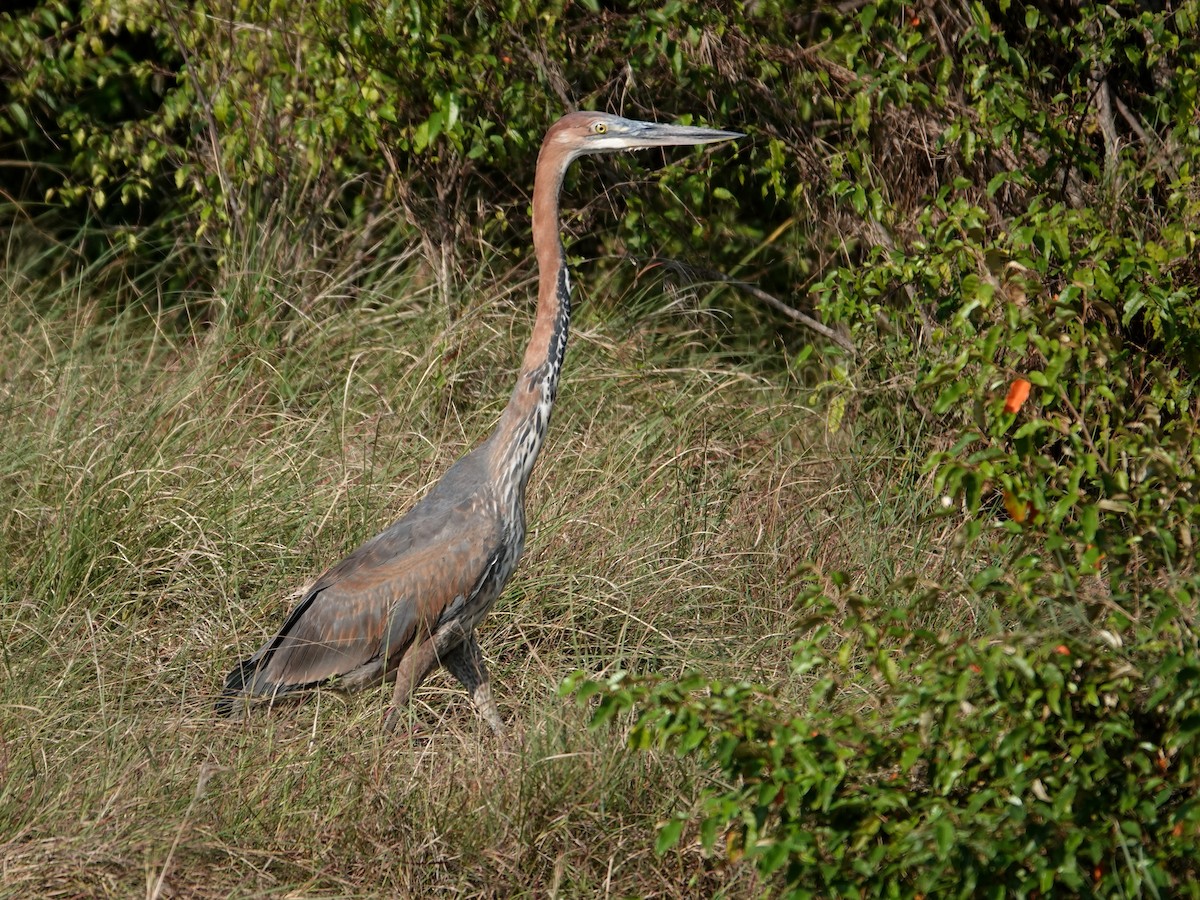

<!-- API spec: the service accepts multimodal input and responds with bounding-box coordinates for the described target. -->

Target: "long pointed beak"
[625,120,744,148]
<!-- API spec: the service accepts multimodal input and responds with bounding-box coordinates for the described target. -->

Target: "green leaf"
[655,817,685,854]
[934,815,955,858]
[934,379,971,414]
[1080,504,1099,543]
[8,101,28,131]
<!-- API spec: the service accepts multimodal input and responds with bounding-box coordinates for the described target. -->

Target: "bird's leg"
[382,639,441,734]
[442,631,505,734]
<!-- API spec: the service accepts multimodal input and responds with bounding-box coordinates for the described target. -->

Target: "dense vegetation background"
[2,0,1198,896]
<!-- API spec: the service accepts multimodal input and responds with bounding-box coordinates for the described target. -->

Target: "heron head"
[546,111,742,162]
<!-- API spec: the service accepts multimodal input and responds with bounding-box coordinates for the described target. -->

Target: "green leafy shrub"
[0,0,802,304]
[577,574,1200,896]
[575,0,1200,895]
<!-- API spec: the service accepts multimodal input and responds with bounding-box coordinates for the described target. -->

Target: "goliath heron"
[217,111,742,732]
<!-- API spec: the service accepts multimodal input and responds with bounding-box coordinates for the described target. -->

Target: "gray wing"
[223,454,502,701]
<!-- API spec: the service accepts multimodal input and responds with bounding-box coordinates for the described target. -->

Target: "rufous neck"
[527,140,569,371]
[484,140,574,493]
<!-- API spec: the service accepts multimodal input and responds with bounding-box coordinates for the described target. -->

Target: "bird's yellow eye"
[592,122,607,134]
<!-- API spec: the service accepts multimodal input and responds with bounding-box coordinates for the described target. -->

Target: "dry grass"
[0,232,948,897]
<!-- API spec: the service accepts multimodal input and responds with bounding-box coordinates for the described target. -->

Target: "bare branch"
[640,257,858,357]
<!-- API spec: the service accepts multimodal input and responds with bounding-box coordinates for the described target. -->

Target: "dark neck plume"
[485,135,574,495]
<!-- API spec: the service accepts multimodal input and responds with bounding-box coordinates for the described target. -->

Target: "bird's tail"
[215,657,257,717]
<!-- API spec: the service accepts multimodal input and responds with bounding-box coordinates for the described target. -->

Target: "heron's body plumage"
[226,453,506,691]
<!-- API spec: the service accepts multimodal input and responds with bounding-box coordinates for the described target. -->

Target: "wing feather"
[227,458,503,701]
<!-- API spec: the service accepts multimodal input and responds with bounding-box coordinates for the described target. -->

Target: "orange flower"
[1004,378,1032,413]
[1002,489,1029,523]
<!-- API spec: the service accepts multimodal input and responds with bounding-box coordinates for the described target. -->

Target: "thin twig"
[150,763,216,900]
[1113,92,1180,183]
[161,3,241,230]
[1094,78,1120,176]
[640,257,858,357]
